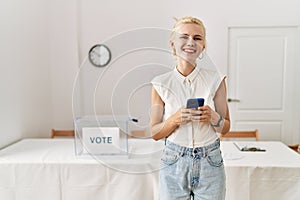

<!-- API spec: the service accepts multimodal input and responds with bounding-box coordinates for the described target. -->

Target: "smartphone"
[186,98,205,109]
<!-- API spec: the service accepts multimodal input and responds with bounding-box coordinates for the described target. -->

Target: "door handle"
[227,98,240,103]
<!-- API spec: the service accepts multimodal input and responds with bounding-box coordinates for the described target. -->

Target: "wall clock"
[88,44,111,67]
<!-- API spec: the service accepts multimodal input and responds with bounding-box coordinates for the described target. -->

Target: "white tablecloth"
[0,139,299,200]
[221,141,300,200]
[0,139,164,200]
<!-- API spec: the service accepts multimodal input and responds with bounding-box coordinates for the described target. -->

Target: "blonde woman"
[150,17,230,200]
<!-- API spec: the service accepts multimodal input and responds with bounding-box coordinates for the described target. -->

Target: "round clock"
[88,44,111,67]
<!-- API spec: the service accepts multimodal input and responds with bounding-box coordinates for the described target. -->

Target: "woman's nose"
[186,37,195,46]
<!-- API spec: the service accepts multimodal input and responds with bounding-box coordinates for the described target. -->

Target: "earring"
[199,52,204,60]
[199,49,206,59]
[172,47,176,55]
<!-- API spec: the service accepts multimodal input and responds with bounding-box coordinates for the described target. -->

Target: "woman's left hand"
[190,105,215,123]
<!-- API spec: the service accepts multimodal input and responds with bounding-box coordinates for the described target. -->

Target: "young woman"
[150,17,230,200]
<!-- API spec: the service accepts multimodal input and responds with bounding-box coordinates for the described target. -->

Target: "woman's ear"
[203,40,207,50]
[169,40,174,48]
[170,40,176,55]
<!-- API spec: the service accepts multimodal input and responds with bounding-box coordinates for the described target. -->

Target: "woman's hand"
[189,105,219,124]
[150,106,193,140]
[170,107,193,126]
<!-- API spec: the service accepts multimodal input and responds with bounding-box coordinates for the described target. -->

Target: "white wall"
[77,0,300,73]
[1,0,299,148]
[0,0,78,149]
[0,0,52,148]
[48,0,78,130]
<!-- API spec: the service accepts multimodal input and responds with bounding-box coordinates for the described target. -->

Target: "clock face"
[88,44,111,67]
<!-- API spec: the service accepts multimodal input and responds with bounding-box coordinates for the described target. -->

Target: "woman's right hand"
[170,107,192,127]
[150,106,192,140]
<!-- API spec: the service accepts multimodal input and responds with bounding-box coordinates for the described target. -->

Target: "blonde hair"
[170,16,206,54]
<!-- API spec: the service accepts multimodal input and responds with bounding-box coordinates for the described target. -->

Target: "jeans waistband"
[165,139,220,157]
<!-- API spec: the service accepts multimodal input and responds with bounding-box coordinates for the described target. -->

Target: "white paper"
[82,127,120,154]
[233,142,266,151]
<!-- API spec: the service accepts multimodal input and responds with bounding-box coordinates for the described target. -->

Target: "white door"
[227,26,297,144]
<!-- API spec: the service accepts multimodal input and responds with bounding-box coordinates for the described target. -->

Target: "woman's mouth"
[183,48,196,54]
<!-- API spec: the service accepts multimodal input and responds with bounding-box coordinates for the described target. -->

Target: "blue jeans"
[159,139,226,200]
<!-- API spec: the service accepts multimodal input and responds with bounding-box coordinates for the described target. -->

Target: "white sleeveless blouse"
[151,66,225,147]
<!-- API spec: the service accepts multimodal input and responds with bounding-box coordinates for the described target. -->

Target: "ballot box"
[74,115,129,156]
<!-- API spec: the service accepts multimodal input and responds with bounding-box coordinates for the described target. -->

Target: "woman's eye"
[194,37,202,40]
[180,36,188,39]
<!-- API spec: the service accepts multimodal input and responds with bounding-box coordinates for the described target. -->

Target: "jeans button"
[193,149,198,154]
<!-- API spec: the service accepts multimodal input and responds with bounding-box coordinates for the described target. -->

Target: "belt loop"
[180,148,184,157]
[202,147,207,158]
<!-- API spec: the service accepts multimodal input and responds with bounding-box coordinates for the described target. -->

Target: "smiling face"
[170,23,206,65]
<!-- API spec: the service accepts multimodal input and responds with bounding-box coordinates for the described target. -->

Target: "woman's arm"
[190,79,230,134]
[211,79,230,134]
[150,87,190,140]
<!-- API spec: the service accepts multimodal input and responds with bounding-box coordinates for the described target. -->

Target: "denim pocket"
[207,148,223,167]
[161,148,180,165]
